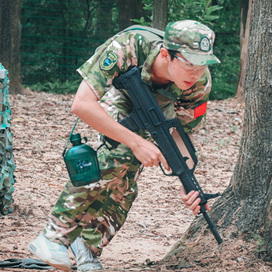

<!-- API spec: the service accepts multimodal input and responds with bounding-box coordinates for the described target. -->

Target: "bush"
[28,79,81,94]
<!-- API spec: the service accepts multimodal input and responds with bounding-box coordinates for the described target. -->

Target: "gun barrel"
[202,210,223,244]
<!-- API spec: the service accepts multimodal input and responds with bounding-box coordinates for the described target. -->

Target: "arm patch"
[99,51,118,71]
[194,102,207,118]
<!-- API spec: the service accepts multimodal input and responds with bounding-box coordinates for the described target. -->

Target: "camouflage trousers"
[43,142,142,256]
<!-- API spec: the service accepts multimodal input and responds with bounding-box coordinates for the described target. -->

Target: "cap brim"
[181,52,221,66]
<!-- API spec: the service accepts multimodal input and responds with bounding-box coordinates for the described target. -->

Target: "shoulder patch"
[100,51,118,71]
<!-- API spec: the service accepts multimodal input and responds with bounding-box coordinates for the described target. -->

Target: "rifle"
[105,66,223,244]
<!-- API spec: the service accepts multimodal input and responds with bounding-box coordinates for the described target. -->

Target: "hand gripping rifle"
[105,66,223,244]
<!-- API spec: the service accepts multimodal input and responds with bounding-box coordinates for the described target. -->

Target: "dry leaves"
[1,91,265,272]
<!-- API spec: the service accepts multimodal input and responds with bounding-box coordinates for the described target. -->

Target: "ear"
[160,48,170,61]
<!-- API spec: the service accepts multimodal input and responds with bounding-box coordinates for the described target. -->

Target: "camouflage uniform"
[43,20,219,255]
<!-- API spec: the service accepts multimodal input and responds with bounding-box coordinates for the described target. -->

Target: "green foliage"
[132,0,223,27]
[29,79,81,94]
[21,0,119,89]
[209,0,240,100]
[131,17,151,26]
[21,0,240,99]
[131,0,153,25]
[209,54,240,100]
[169,0,223,27]
[248,231,266,258]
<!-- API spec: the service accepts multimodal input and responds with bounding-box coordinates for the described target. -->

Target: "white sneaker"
[28,232,71,272]
[71,237,103,271]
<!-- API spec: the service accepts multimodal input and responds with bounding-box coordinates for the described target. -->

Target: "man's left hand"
[180,186,211,215]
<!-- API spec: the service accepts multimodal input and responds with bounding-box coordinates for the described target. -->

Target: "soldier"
[29,20,220,272]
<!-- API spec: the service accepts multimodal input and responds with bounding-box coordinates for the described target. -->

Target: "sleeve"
[77,32,149,100]
[174,68,212,134]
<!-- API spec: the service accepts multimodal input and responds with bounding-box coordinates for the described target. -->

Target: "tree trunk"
[163,0,272,266]
[96,0,114,42]
[152,0,168,30]
[0,0,24,94]
[223,0,272,235]
[118,0,145,30]
[236,0,250,102]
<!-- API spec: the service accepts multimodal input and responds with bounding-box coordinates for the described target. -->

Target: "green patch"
[99,51,118,71]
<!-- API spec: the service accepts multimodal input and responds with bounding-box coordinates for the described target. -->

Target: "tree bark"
[0,0,24,94]
[152,0,168,30]
[236,0,251,102]
[165,0,272,262]
[96,0,114,42]
[228,0,272,235]
[118,0,145,30]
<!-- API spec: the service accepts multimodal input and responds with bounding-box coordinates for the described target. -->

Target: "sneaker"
[71,237,103,271]
[28,232,71,272]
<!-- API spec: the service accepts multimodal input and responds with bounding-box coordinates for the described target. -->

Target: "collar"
[141,43,161,85]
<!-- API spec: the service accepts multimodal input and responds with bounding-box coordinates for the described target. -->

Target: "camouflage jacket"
[77,26,212,134]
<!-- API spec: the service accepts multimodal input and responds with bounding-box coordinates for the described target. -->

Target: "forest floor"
[0,90,271,272]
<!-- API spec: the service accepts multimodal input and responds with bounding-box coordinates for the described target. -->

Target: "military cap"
[163,20,220,66]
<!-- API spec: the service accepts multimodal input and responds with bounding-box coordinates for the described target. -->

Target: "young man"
[29,20,220,272]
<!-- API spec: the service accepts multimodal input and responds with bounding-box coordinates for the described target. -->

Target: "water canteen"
[63,119,101,187]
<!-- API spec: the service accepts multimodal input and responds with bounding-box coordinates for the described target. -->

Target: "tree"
[0,0,24,94]
[152,0,168,30]
[236,0,251,102]
[96,0,114,41]
[158,0,272,268]
[118,0,145,30]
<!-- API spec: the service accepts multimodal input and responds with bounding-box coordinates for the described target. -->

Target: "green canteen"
[64,133,101,187]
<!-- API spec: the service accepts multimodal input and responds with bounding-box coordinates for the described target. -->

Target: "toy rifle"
[105,66,223,244]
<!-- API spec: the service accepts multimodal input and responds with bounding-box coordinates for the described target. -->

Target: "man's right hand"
[130,137,170,170]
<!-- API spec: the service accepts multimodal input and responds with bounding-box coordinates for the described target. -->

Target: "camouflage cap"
[163,20,220,66]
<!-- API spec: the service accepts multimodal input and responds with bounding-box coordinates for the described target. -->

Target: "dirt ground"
[0,90,271,271]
